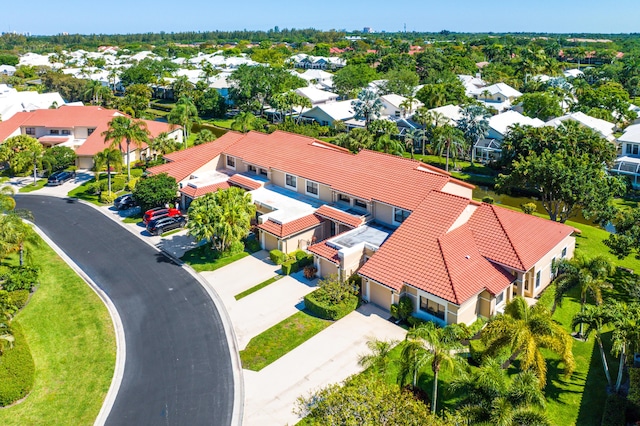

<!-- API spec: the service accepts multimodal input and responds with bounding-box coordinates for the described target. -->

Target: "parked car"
[47,171,74,186]
[143,207,180,224]
[114,194,137,210]
[147,215,187,236]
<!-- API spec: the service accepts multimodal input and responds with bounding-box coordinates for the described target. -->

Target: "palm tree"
[0,185,16,212]
[168,96,199,149]
[404,321,465,414]
[610,302,640,393]
[400,95,417,117]
[456,104,490,163]
[432,125,465,172]
[194,129,216,146]
[0,213,40,266]
[149,132,179,156]
[93,148,123,194]
[351,89,384,129]
[571,304,615,389]
[101,116,150,181]
[413,108,448,155]
[230,112,259,133]
[482,296,575,387]
[345,128,374,153]
[358,338,398,377]
[404,129,423,159]
[374,134,404,156]
[552,255,614,336]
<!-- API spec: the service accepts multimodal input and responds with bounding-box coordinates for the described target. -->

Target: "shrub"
[316,274,357,305]
[87,181,103,195]
[132,173,179,213]
[629,367,640,420]
[126,177,139,191]
[600,393,626,426]
[481,196,494,204]
[407,315,428,328]
[303,265,317,279]
[100,191,117,204]
[269,249,286,265]
[521,202,537,215]
[244,238,261,253]
[304,290,358,320]
[1,266,39,292]
[8,290,29,310]
[131,168,144,178]
[390,295,413,321]
[225,240,245,256]
[0,323,35,406]
[111,176,126,192]
[282,259,298,275]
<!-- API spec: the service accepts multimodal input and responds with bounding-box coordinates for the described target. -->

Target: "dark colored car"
[143,207,180,224]
[47,171,74,186]
[114,194,137,210]
[146,215,186,236]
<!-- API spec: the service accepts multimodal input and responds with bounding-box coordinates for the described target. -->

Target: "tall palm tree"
[456,104,490,163]
[404,321,465,413]
[552,255,614,336]
[432,125,465,172]
[168,96,199,149]
[413,108,448,155]
[230,112,259,133]
[482,296,575,387]
[404,129,423,159]
[610,302,640,392]
[374,134,404,156]
[93,148,123,194]
[101,116,150,181]
[150,132,180,156]
[351,89,384,129]
[357,338,398,377]
[0,213,40,266]
[571,304,615,389]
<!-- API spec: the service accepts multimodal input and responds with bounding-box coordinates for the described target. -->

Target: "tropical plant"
[230,112,259,133]
[456,104,490,163]
[357,338,398,377]
[610,302,640,393]
[351,89,384,128]
[0,185,16,212]
[149,131,180,156]
[373,134,404,155]
[432,125,466,172]
[482,296,575,387]
[168,96,199,148]
[0,213,40,266]
[402,321,465,413]
[194,129,216,146]
[132,173,178,213]
[101,116,150,181]
[0,135,45,179]
[93,148,123,194]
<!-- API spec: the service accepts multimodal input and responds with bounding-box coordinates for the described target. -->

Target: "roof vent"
[465,255,471,260]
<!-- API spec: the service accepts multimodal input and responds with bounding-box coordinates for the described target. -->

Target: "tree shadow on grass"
[575,332,614,426]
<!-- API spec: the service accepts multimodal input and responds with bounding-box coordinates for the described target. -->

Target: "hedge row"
[0,322,35,406]
[304,290,358,321]
[600,393,627,426]
[270,249,313,275]
[8,290,29,310]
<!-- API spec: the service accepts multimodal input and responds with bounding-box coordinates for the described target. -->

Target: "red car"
[143,207,181,224]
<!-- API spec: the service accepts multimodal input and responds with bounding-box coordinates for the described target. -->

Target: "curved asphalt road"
[16,195,235,426]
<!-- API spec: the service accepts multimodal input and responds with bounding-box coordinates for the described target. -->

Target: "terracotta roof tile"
[308,241,340,264]
[179,181,230,198]
[228,173,263,190]
[315,205,364,228]
[258,214,324,238]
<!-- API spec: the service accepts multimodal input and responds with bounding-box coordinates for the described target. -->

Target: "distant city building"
[363,27,374,33]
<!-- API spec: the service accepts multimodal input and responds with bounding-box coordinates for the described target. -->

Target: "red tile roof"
[258,214,323,238]
[308,241,340,264]
[315,205,364,228]
[228,173,263,190]
[179,181,230,199]
[467,204,576,271]
[147,131,245,182]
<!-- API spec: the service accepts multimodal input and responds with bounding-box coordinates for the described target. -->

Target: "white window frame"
[305,180,319,198]
[561,247,567,258]
[285,173,297,190]
[25,127,35,135]
[495,290,504,306]
[353,198,367,210]
[226,155,236,169]
[419,296,446,320]
[393,207,410,225]
[535,270,541,288]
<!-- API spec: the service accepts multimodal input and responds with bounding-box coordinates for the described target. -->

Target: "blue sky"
[2,0,637,35]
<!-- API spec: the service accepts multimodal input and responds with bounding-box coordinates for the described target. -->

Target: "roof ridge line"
[491,205,525,270]
[437,235,460,305]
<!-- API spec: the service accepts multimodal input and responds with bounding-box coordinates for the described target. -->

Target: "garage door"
[369,281,392,309]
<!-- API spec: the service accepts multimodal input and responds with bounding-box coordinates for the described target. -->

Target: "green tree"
[187,187,256,253]
[351,89,383,128]
[0,213,40,266]
[373,134,404,155]
[357,338,398,377]
[93,148,122,194]
[230,112,259,133]
[0,135,45,179]
[610,302,640,392]
[496,150,624,223]
[519,91,563,121]
[194,129,216,146]
[132,173,178,213]
[404,322,465,414]
[381,68,419,97]
[101,116,150,181]
[149,132,180,156]
[0,186,16,212]
[432,125,466,172]
[168,96,199,149]
[482,296,575,387]
[368,119,399,136]
[604,207,640,260]
[456,104,490,163]
[119,83,152,118]
[332,64,378,99]
[41,146,76,174]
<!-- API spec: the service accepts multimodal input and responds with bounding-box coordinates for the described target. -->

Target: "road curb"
[26,221,126,426]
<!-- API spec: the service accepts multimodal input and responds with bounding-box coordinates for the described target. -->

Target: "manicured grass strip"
[240,310,332,371]
[180,245,250,272]
[67,178,102,206]
[18,179,47,193]
[0,322,35,406]
[235,275,283,300]
[161,229,183,237]
[122,214,142,224]
[0,238,115,425]
[209,118,234,129]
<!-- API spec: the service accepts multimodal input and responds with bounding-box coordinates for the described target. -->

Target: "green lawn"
[0,238,115,425]
[18,179,47,193]
[67,177,102,205]
[122,214,142,224]
[240,310,332,371]
[235,275,283,300]
[208,118,234,129]
[180,245,250,272]
[161,228,183,238]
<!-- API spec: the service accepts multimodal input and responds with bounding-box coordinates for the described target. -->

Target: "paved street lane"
[16,195,235,426]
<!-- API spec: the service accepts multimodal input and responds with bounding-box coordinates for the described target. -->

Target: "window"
[61,130,71,135]
[285,174,297,189]
[627,144,632,154]
[87,128,95,136]
[330,221,336,236]
[248,165,257,173]
[259,168,268,177]
[306,180,319,196]
[394,207,410,224]
[420,297,445,320]
[338,194,350,203]
[634,145,639,156]
[25,127,35,135]
[226,156,235,169]
[50,129,60,135]
[535,271,541,288]
[353,199,367,210]
[561,247,567,258]
[551,257,557,279]
[495,291,504,306]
